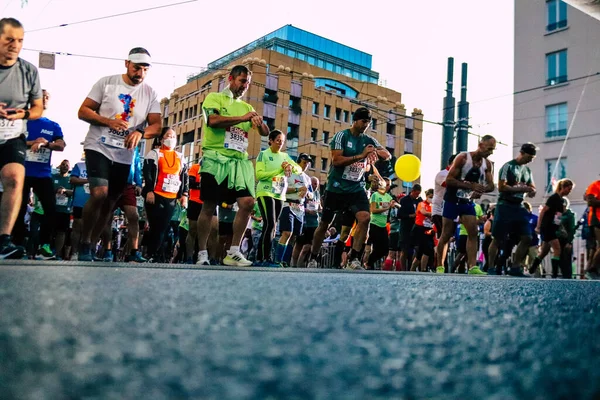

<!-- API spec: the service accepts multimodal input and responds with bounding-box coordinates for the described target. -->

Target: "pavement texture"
[1,260,600,400]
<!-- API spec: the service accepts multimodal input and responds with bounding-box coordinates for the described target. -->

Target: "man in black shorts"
[76,47,161,261]
[307,107,391,270]
[0,18,44,259]
[293,176,321,267]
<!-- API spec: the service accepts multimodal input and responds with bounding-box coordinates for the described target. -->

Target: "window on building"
[324,104,331,119]
[263,117,275,131]
[321,157,328,171]
[311,128,318,142]
[178,111,183,123]
[335,108,342,121]
[309,155,317,170]
[546,158,567,193]
[312,102,319,115]
[343,110,350,123]
[547,0,568,32]
[287,123,299,158]
[386,122,395,135]
[184,108,189,120]
[322,131,330,144]
[372,118,378,130]
[264,88,278,104]
[260,135,268,151]
[289,96,302,114]
[546,103,568,138]
[405,127,414,140]
[193,105,198,117]
[546,49,567,86]
[386,135,395,149]
[163,117,168,127]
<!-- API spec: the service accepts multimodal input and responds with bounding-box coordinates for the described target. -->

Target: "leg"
[435,217,455,269]
[513,235,532,267]
[197,200,217,251]
[230,196,254,250]
[71,218,83,257]
[122,205,140,251]
[0,163,25,236]
[461,215,479,268]
[186,220,198,260]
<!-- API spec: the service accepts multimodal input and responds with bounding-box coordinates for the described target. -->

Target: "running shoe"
[467,266,486,275]
[436,266,445,274]
[223,250,252,267]
[0,242,25,260]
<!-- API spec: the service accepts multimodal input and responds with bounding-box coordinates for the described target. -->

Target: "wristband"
[23,110,30,120]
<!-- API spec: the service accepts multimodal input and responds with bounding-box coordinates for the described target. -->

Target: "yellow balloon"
[394,154,421,182]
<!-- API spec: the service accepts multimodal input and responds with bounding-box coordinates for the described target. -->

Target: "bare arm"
[78,98,115,127]
[70,176,88,185]
[483,159,495,192]
[370,202,391,214]
[587,194,600,208]
[484,220,492,237]
[207,112,255,129]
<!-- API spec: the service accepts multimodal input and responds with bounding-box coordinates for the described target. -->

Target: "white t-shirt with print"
[432,168,449,216]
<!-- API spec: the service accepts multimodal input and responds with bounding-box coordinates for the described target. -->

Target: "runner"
[435,135,496,275]
[196,65,270,266]
[69,155,90,260]
[584,178,600,279]
[365,178,394,270]
[410,188,435,272]
[254,129,301,267]
[76,47,161,261]
[52,159,73,260]
[307,107,391,270]
[0,18,44,259]
[293,176,321,268]
[398,184,422,270]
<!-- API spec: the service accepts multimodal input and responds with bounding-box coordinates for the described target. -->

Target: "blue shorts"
[279,206,303,236]
[442,200,476,220]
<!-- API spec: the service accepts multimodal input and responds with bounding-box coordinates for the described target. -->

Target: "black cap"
[352,107,372,121]
[297,153,313,163]
[520,142,537,156]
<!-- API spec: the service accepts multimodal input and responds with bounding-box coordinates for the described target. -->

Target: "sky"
[3,0,515,187]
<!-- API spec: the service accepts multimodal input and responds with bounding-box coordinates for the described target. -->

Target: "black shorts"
[219,221,234,236]
[55,212,71,232]
[322,190,370,224]
[85,150,130,197]
[0,136,26,169]
[188,200,202,221]
[412,225,435,258]
[298,226,317,246]
[389,232,401,251]
[72,206,83,219]
[279,206,303,236]
[540,226,559,242]
[200,172,251,205]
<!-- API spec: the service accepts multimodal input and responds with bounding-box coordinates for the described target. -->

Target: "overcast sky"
[4,0,514,187]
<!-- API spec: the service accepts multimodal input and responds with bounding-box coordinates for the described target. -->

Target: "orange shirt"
[585,180,600,225]
[154,149,183,199]
[188,164,202,204]
[415,201,433,228]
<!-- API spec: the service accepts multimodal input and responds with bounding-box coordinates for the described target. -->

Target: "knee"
[128,212,139,225]
[355,212,370,226]
[1,170,23,190]
[90,187,108,202]
[237,196,254,212]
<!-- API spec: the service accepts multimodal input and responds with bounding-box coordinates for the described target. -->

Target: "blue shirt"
[528,213,539,246]
[71,161,90,208]
[25,117,63,178]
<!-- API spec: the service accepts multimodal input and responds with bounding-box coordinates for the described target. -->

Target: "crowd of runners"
[1,17,599,279]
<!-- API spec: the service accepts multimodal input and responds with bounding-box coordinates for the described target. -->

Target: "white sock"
[228,246,240,254]
[198,250,208,259]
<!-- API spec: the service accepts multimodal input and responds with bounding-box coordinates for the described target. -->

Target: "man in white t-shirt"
[432,154,456,239]
[76,47,162,261]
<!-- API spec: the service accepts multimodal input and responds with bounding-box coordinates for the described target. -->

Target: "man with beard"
[76,47,161,261]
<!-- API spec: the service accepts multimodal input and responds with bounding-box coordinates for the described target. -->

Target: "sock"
[274,243,287,263]
[283,244,293,263]
[198,250,208,259]
[130,248,138,256]
[551,256,560,277]
[394,260,401,270]
[348,248,359,261]
[228,246,240,254]
[383,258,393,271]
[0,234,10,247]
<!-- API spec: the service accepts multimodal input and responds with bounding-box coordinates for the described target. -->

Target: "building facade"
[159,25,423,193]
[514,0,600,216]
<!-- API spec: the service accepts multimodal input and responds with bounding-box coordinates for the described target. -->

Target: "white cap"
[127,52,152,65]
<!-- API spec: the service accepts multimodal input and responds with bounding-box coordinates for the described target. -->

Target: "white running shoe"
[346,259,365,270]
[307,259,318,269]
[196,252,210,266]
[223,250,252,267]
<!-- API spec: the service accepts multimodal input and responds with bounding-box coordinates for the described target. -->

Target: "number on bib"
[0,119,24,143]
[224,126,249,153]
[342,160,366,182]
[100,130,127,149]
[56,195,68,206]
[162,174,181,193]
[25,148,51,163]
[83,183,90,194]
[271,176,286,195]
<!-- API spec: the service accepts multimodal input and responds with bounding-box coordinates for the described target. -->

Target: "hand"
[243,111,259,122]
[298,186,308,198]
[250,115,263,127]
[471,191,482,199]
[56,187,65,195]
[535,226,540,234]
[361,144,376,159]
[135,186,142,196]
[391,200,397,208]
[146,191,155,205]
[471,183,486,193]
[124,130,143,150]
[367,152,378,164]
[0,102,6,118]
[31,138,49,152]
[107,118,129,132]
[180,195,188,209]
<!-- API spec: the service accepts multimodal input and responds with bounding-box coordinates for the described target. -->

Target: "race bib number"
[380,202,390,216]
[342,160,366,182]
[456,189,473,199]
[224,126,248,153]
[25,147,51,163]
[272,176,286,195]
[56,194,68,206]
[290,202,304,214]
[306,201,318,212]
[553,212,562,225]
[0,119,24,142]
[100,129,128,149]
[136,196,145,208]
[83,183,90,194]
[162,174,181,193]
[423,217,433,228]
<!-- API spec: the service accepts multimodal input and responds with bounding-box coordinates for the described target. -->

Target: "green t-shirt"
[326,129,381,194]
[255,148,299,200]
[459,203,483,235]
[251,202,263,231]
[219,204,237,224]
[304,189,321,228]
[202,89,255,160]
[52,173,72,214]
[171,202,183,222]
[370,191,393,228]
[497,159,534,204]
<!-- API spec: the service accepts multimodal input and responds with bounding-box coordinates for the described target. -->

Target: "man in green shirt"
[307,107,391,270]
[196,65,270,267]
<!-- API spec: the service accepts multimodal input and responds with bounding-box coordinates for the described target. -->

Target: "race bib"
[136,196,145,208]
[272,176,286,195]
[83,183,90,194]
[100,129,128,149]
[289,202,304,216]
[553,212,562,225]
[0,119,24,142]
[423,217,433,228]
[162,174,181,193]
[456,189,473,200]
[25,148,51,163]
[342,160,366,182]
[380,202,390,216]
[232,203,240,212]
[224,126,248,153]
[56,194,68,206]
[306,201,318,212]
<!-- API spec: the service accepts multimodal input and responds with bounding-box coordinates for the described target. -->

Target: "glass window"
[335,108,342,121]
[372,118,378,130]
[311,128,318,142]
[286,48,296,58]
[317,59,324,68]
[322,131,330,144]
[263,117,275,131]
[307,55,315,65]
[546,49,568,85]
[297,52,306,61]
[545,103,568,137]
[546,158,567,193]
[312,102,319,115]
[325,62,333,71]
[386,122,395,135]
[547,0,568,32]
[321,157,328,171]
[324,105,331,119]
[343,110,350,123]
[264,88,278,104]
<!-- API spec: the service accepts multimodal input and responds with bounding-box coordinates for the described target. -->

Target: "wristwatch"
[137,128,145,138]
[23,110,30,120]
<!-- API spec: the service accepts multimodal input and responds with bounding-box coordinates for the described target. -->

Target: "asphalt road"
[1,261,600,400]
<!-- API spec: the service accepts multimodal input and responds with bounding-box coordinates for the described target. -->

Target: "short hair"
[0,18,23,35]
[448,154,457,165]
[412,183,422,192]
[425,188,434,197]
[480,134,496,143]
[268,129,284,142]
[129,47,151,56]
[230,65,251,79]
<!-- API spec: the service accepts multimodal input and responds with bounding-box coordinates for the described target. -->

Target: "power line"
[26,0,198,33]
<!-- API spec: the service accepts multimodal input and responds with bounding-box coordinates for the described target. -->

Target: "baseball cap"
[352,107,372,121]
[297,153,313,163]
[128,48,152,66]
[520,142,537,156]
